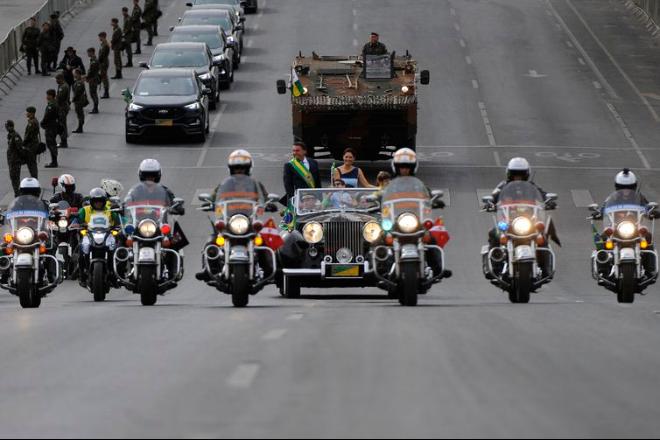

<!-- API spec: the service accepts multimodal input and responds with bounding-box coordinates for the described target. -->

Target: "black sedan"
[168,25,235,89]
[178,9,244,66]
[124,69,211,144]
[186,0,257,16]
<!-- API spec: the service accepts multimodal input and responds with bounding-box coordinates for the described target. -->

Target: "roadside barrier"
[628,0,660,37]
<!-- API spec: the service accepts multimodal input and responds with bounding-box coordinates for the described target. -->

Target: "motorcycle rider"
[77,187,120,286]
[593,169,651,219]
[137,159,182,212]
[50,174,85,209]
[101,178,124,200]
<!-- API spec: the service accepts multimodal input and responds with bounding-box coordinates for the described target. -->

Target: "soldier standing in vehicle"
[142,0,158,45]
[131,0,143,55]
[37,22,54,77]
[86,48,100,114]
[122,7,134,68]
[22,107,40,180]
[21,17,41,75]
[55,73,70,148]
[98,32,111,98]
[110,18,123,79]
[41,90,60,169]
[362,32,388,56]
[71,69,89,134]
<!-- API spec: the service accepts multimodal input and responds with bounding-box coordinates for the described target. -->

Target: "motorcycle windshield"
[215,176,260,219]
[603,190,646,225]
[88,213,111,231]
[497,182,546,225]
[295,189,380,216]
[124,183,170,226]
[381,177,430,219]
[5,196,48,232]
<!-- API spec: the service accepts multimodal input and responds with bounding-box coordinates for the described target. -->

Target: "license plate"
[156,119,173,127]
[328,264,362,278]
[139,247,156,262]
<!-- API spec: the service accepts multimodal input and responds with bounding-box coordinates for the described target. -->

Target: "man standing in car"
[282,142,322,203]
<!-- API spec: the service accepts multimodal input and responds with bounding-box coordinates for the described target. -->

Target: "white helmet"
[506,157,531,181]
[101,179,124,198]
[19,177,41,197]
[228,149,253,175]
[391,148,418,176]
[615,168,638,191]
[139,159,162,183]
[58,174,75,187]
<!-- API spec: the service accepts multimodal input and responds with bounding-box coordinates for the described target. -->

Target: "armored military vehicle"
[276,51,430,160]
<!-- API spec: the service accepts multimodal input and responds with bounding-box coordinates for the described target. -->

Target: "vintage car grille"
[324,221,363,262]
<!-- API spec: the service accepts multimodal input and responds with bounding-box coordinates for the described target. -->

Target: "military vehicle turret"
[276,51,430,160]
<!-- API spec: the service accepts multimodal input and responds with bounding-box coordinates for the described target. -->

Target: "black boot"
[101,92,110,99]
[45,162,59,168]
[90,108,99,114]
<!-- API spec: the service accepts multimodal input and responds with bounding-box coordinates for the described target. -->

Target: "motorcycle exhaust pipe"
[596,250,612,265]
[0,256,11,271]
[375,247,391,262]
[115,248,131,262]
[205,245,222,261]
[490,248,506,263]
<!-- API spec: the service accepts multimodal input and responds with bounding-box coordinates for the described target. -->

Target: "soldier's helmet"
[5,120,14,130]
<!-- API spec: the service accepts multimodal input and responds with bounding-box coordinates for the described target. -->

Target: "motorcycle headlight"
[185,102,201,111]
[93,232,105,245]
[15,227,35,245]
[397,213,419,233]
[363,221,383,243]
[511,217,534,236]
[228,215,250,235]
[57,219,68,229]
[617,221,637,239]
[138,219,158,238]
[303,222,323,244]
[128,103,143,112]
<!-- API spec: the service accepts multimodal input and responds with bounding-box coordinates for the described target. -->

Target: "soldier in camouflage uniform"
[362,32,388,56]
[22,107,40,180]
[110,18,123,79]
[86,48,100,114]
[122,7,134,68]
[6,120,25,197]
[71,69,89,134]
[37,22,54,77]
[131,0,143,55]
[55,73,70,148]
[98,32,111,98]
[41,90,60,169]
[142,0,159,45]
[49,13,65,70]
[21,17,41,75]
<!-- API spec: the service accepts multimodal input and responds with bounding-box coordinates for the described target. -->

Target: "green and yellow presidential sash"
[290,158,316,189]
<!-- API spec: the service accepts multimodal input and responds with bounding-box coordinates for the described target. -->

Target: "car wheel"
[284,275,300,298]
[125,133,138,144]
[210,97,217,111]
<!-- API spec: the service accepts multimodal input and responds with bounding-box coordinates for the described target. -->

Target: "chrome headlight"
[128,103,143,112]
[617,221,637,239]
[303,222,323,244]
[198,73,212,81]
[511,217,534,236]
[15,227,35,245]
[57,219,68,229]
[138,219,158,238]
[185,102,201,111]
[363,221,383,243]
[229,215,250,235]
[397,213,419,233]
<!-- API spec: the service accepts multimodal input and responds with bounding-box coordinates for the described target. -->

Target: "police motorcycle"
[481,181,558,304]
[114,182,185,306]
[49,200,80,280]
[197,176,280,307]
[588,190,659,303]
[0,191,61,308]
[371,176,447,306]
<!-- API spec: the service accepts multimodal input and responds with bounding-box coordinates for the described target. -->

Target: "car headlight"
[128,103,143,112]
[303,222,323,244]
[57,219,68,229]
[617,221,637,239]
[363,221,383,243]
[138,219,158,238]
[15,227,35,245]
[511,217,534,236]
[185,102,201,111]
[198,73,212,81]
[229,215,250,235]
[397,213,419,233]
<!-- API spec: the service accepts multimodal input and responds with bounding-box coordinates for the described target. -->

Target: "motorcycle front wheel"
[509,262,532,304]
[17,269,40,309]
[399,261,419,307]
[618,263,636,304]
[137,266,158,306]
[91,261,106,302]
[230,264,250,308]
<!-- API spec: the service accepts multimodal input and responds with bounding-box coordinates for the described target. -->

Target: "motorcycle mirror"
[648,202,659,210]
[276,79,287,95]
[0,213,4,226]
[110,196,121,206]
[51,177,59,188]
[431,190,444,199]
[198,193,212,203]
[588,203,600,212]
[173,198,185,207]
[546,193,558,202]
[49,203,59,211]
[482,195,494,205]
[267,193,280,203]
[363,195,379,203]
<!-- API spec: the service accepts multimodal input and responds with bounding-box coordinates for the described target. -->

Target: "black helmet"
[19,178,41,198]
[89,187,107,210]
[139,159,162,183]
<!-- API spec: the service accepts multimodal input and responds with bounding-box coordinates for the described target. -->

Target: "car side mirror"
[236,24,245,31]
[186,2,192,6]
[139,62,149,69]
[276,79,287,95]
[420,70,430,85]
[169,26,175,32]
[121,88,132,103]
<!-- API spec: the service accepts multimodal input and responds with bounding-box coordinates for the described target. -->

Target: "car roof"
[192,4,236,9]
[171,25,222,34]
[138,68,198,78]
[183,9,231,16]
[153,42,208,51]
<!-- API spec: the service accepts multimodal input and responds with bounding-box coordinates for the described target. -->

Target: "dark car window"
[194,0,241,5]
[135,76,197,96]
[181,14,233,33]
[171,32,223,50]
[151,49,209,68]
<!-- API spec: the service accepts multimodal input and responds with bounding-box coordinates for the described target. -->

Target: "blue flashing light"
[498,221,509,232]
[382,219,394,232]
[125,225,136,235]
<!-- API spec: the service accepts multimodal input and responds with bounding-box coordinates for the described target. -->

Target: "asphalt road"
[1,0,660,437]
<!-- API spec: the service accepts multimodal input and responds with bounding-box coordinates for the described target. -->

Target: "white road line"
[478,102,497,147]
[472,79,479,89]
[454,23,461,32]
[465,56,472,65]
[459,39,467,48]
[197,103,227,168]
[227,363,260,389]
[450,8,456,16]
[353,39,359,48]
[246,39,254,48]
[571,189,595,208]
[546,0,619,100]
[493,150,502,167]
[0,192,13,208]
[262,329,288,341]
[286,313,304,321]
[253,23,260,31]
[578,57,586,66]
[353,9,357,17]
[565,0,660,122]
[353,22,359,32]
[605,102,651,169]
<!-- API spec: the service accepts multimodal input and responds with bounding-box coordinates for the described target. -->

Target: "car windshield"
[134,76,196,97]
[182,14,232,32]
[151,49,208,68]
[296,189,379,215]
[170,32,222,50]
[195,0,240,5]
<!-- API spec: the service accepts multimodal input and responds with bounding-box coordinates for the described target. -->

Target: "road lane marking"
[493,150,502,167]
[227,363,260,389]
[478,102,497,146]
[353,22,359,32]
[465,55,473,65]
[197,103,227,168]
[546,0,618,99]
[593,81,602,89]
[578,57,586,66]
[605,102,651,169]
[353,9,357,17]
[353,39,358,47]
[246,39,254,48]
[286,313,304,321]
[262,329,287,341]
[459,39,466,48]
[565,0,660,122]
[472,79,479,89]
[571,189,595,208]
[526,70,548,78]
[0,192,13,208]
[454,23,461,32]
